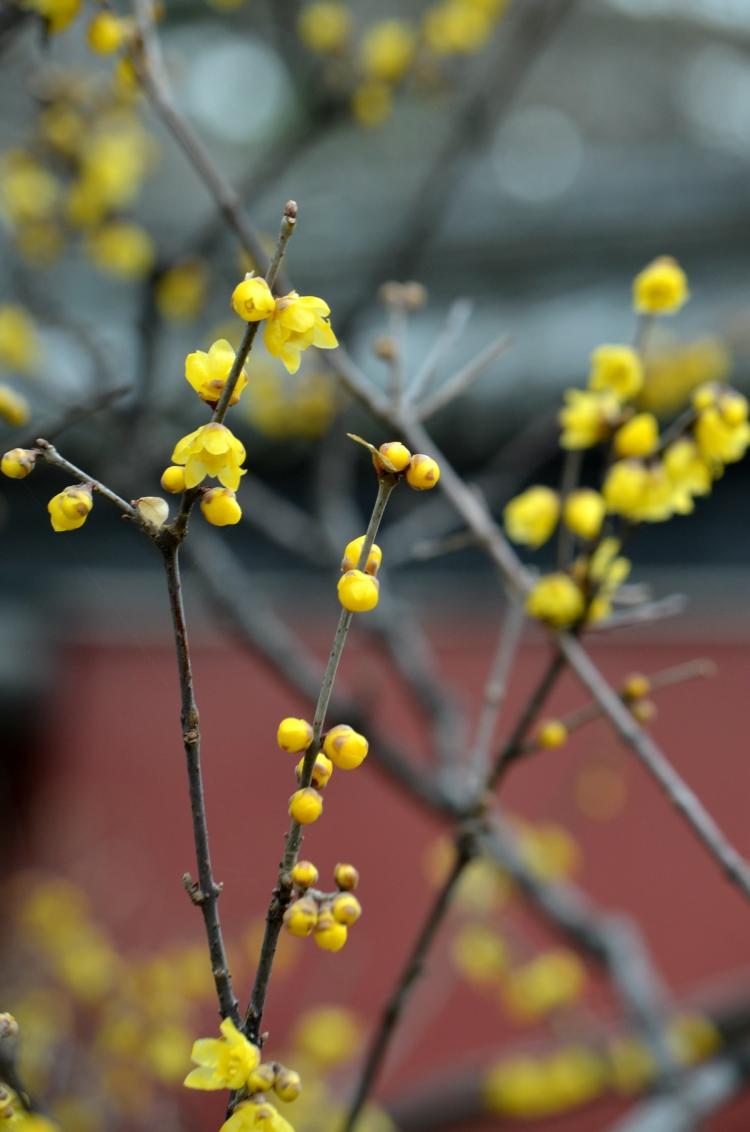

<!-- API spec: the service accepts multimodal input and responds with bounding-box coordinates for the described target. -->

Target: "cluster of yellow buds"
[502,948,587,1022]
[231,275,338,374]
[621,671,656,724]
[374,440,441,490]
[283,861,362,953]
[166,422,247,523]
[338,534,382,613]
[277,716,369,826]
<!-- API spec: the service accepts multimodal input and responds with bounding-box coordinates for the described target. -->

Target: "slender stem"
[34,440,137,519]
[243,478,397,1045]
[341,843,472,1132]
[417,333,512,422]
[162,544,239,1023]
[486,650,567,792]
[467,596,525,783]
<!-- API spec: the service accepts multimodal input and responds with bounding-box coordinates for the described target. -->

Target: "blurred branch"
[408,298,474,405]
[605,1052,750,1132]
[467,595,525,783]
[590,593,688,632]
[417,333,513,421]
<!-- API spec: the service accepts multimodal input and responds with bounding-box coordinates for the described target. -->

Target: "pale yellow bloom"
[503,486,559,548]
[232,276,276,323]
[87,221,154,280]
[423,1,494,54]
[360,20,416,83]
[185,339,247,406]
[47,486,94,533]
[264,292,338,374]
[221,1100,294,1132]
[694,404,750,467]
[292,1006,361,1067]
[559,388,620,449]
[171,423,246,490]
[562,489,605,541]
[352,82,393,127]
[1,150,59,225]
[589,344,643,401]
[613,412,659,458]
[0,305,40,373]
[633,256,689,315]
[156,261,208,322]
[0,384,30,426]
[19,0,80,31]
[184,1018,260,1091]
[663,438,711,513]
[297,2,351,52]
[526,573,584,627]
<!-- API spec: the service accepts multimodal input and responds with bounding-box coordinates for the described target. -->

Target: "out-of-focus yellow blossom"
[451,924,507,983]
[607,1036,655,1093]
[19,0,80,31]
[668,1013,721,1065]
[87,11,129,53]
[264,292,338,374]
[184,1018,260,1090]
[0,150,59,225]
[423,0,497,55]
[222,1100,294,1132]
[10,1116,60,1131]
[77,117,154,212]
[361,20,416,83]
[582,535,632,621]
[694,401,750,468]
[517,822,581,880]
[86,221,154,280]
[663,438,711,513]
[559,388,620,449]
[171,422,246,490]
[503,949,586,1021]
[334,862,359,890]
[0,305,40,373]
[0,385,30,426]
[602,460,648,518]
[589,344,643,401]
[298,2,351,52]
[503,485,559,548]
[1,448,36,479]
[185,339,247,406]
[39,104,86,157]
[65,180,108,230]
[613,412,659,458]
[200,487,242,526]
[526,572,584,628]
[292,1006,361,1067]
[633,256,689,315]
[536,719,568,749]
[245,367,339,440]
[352,82,393,127]
[232,276,276,323]
[47,485,93,532]
[156,260,208,322]
[53,926,119,1000]
[639,338,730,416]
[114,56,140,97]
[562,488,605,541]
[484,1046,604,1118]
[144,1024,193,1083]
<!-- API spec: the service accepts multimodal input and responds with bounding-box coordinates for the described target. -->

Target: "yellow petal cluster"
[504,486,559,548]
[503,949,586,1020]
[633,256,689,315]
[222,1100,294,1132]
[525,573,584,628]
[171,423,246,490]
[613,412,659,458]
[185,339,247,406]
[559,389,620,449]
[18,0,80,33]
[0,385,30,426]
[692,385,750,469]
[562,489,605,541]
[588,344,643,401]
[0,304,39,373]
[297,2,351,52]
[86,221,154,280]
[264,292,338,375]
[360,20,416,83]
[184,1018,260,1091]
[48,485,93,532]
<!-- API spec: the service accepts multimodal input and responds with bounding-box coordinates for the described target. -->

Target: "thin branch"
[33,440,137,519]
[417,333,513,421]
[605,1052,750,1132]
[487,650,566,791]
[161,544,239,1024]
[243,477,397,1046]
[467,595,525,783]
[588,593,688,632]
[408,298,474,405]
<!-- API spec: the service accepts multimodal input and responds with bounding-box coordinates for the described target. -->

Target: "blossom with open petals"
[264,292,338,374]
[184,1018,260,1091]
[171,423,246,490]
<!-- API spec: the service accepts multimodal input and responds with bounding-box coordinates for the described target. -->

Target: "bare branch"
[417,333,513,421]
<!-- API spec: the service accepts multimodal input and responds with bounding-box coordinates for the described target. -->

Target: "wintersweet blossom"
[171,423,246,490]
[264,292,338,374]
[184,1018,260,1091]
[185,339,247,406]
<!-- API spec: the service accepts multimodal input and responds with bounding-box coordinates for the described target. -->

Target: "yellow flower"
[663,438,711,513]
[334,862,359,890]
[633,256,689,315]
[289,787,324,824]
[613,412,659,458]
[378,441,412,471]
[639,338,730,416]
[156,261,208,322]
[297,2,351,52]
[185,339,247,406]
[1,448,36,479]
[602,460,648,518]
[0,384,30,426]
[694,403,750,468]
[562,489,605,541]
[536,719,567,749]
[423,1,494,55]
[589,344,643,401]
[405,454,440,490]
[291,860,318,888]
[200,487,242,526]
[19,0,80,31]
[0,305,40,373]
[503,949,586,1021]
[232,276,276,323]
[277,718,314,753]
[86,221,154,280]
[559,388,620,449]
[47,485,94,532]
[222,1100,293,1132]
[284,896,318,937]
[331,893,361,925]
[0,150,58,225]
[360,20,416,83]
[451,923,506,983]
[161,465,186,493]
[87,11,128,53]
[171,423,246,490]
[184,1018,260,1091]
[525,573,584,628]
[352,82,393,127]
[264,292,338,374]
[504,486,559,548]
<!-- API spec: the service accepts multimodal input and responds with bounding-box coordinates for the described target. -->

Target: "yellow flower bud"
[1,448,36,479]
[135,496,169,528]
[692,383,718,413]
[504,486,560,548]
[525,574,585,628]
[200,487,242,527]
[602,460,649,517]
[161,465,186,494]
[337,569,379,612]
[289,788,323,824]
[405,453,440,490]
[589,344,643,401]
[536,720,567,749]
[297,1,350,52]
[296,752,333,789]
[334,862,359,890]
[378,441,411,472]
[313,910,348,952]
[47,485,93,532]
[291,860,318,889]
[231,276,276,323]
[274,1067,302,1102]
[283,896,318,938]
[87,12,127,53]
[277,718,314,753]
[720,389,748,427]
[633,256,689,315]
[631,700,657,724]
[246,1063,277,1093]
[331,893,362,925]
[361,19,416,82]
[562,489,605,541]
[613,413,659,458]
[560,389,620,449]
[341,535,382,575]
[622,673,650,701]
[0,385,30,427]
[323,724,369,770]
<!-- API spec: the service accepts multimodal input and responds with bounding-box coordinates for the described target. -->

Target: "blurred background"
[1,0,750,1129]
